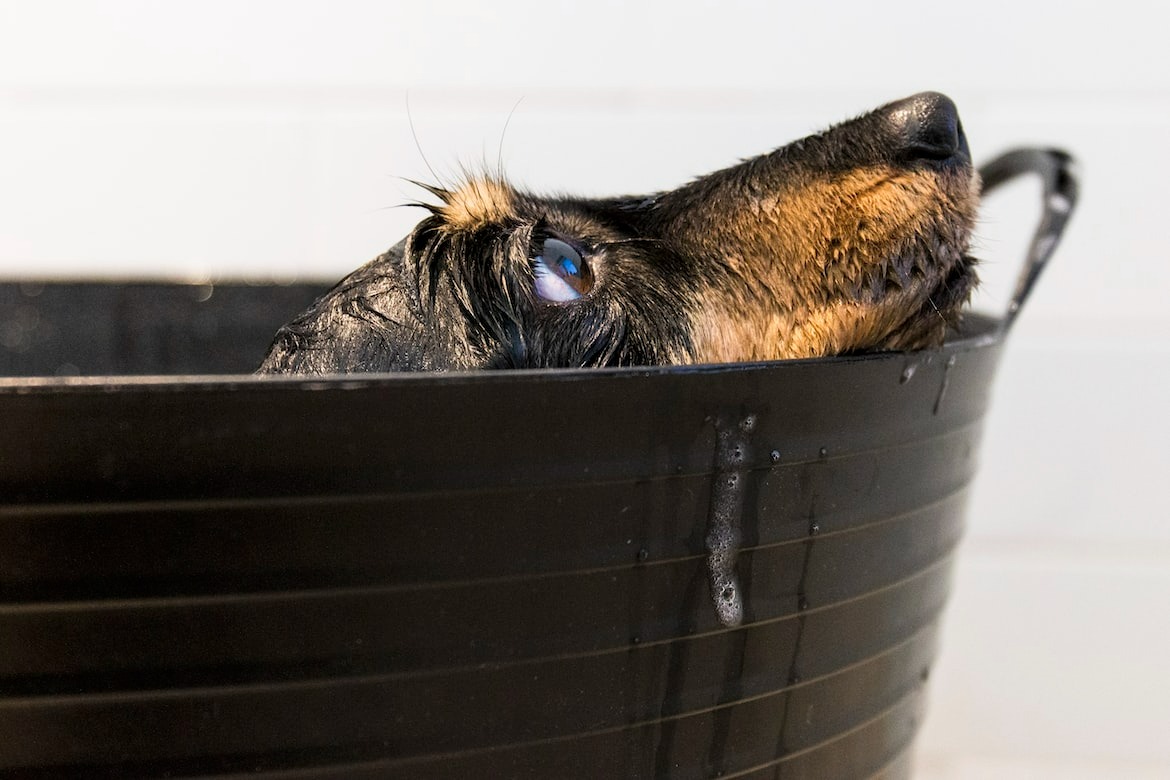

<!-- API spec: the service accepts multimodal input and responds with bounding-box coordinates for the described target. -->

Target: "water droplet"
[809,522,820,536]
[769,449,781,464]
[0,322,27,350]
[1033,234,1057,263]
[798,595,810,611]
[818,447,828,459]
[934,355,957,415]
[631,635,642,645]
[900,364,917,383]
[1047,192,1072,215]
[705,414,757,627]
[636,548,649,563]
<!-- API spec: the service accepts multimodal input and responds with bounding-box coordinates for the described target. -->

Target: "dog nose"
[885,92,970,163]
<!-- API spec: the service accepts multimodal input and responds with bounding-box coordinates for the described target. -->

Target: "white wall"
[3,2,1168,776]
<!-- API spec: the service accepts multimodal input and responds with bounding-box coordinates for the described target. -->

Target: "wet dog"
[258,91,979,374]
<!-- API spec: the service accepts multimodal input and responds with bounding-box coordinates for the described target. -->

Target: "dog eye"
[532,237,593,302]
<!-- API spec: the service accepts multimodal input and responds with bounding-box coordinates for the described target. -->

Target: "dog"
[258,91,979,374]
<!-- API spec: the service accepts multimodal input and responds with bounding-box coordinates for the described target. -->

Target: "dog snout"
[884,91,970,164]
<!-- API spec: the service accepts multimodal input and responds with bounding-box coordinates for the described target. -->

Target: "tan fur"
[438,178,516,232]
[686,166,979,362]
[261,93,984,374]
[690,292,938,363]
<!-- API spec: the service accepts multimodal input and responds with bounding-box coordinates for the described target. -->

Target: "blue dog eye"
[533,237,593,302]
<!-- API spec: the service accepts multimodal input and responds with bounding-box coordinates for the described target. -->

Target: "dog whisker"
[927,293,945,323]
[598,237,670,249]
[260,91,980,374]
[496,96,525,180]
[405,91,443,190]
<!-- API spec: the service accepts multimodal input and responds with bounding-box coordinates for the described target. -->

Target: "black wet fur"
[259,92,978,374]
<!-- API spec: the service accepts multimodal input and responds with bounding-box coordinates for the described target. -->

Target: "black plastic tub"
[0,150,1075,779]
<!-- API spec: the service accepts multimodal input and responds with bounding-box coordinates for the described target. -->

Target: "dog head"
[259,91,979,373]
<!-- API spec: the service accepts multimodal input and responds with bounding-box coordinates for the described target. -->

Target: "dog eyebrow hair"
[259,92,983,374]
[436,177,517,232]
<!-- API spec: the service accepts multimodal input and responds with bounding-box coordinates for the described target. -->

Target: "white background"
[2,2,1168,777]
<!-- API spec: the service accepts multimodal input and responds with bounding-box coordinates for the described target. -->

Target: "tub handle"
[977,147,1079,331]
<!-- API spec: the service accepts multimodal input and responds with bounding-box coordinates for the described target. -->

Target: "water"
[705,414,757,627]
[934,355,957,415]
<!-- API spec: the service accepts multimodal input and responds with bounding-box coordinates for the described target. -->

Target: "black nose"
[884,91,970,163]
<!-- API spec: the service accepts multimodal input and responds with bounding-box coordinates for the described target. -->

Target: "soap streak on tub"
[705,414,757,627]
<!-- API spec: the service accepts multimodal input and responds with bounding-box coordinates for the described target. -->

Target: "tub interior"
[0,280,327,377]
[0,280,1001,379]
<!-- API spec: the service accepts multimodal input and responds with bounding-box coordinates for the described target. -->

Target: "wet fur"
[259,93,980,374]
